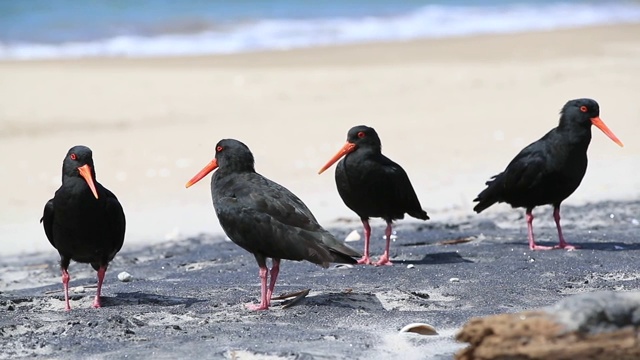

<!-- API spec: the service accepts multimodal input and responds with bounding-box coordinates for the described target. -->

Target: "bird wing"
[377,155,427,218]
[40,199,55,248]
[103,188,126,259]
[501,143,548,194]
[236,174,322,232]
[216,196,357,266]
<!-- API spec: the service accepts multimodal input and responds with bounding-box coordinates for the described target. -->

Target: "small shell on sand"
[399,323,438,336]
[118,271,133,282]
[345,230,360,242]
[72,286,85,293]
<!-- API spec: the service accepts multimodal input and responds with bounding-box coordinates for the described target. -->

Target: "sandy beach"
[1,24,639,256]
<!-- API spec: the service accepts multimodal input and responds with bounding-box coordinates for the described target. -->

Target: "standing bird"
[473,98,623,250]
[185,139,360,311]
[318,125,429,266]
[41,145,126,310]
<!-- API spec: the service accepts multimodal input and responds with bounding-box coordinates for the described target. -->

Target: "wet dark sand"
[1,200,639,359]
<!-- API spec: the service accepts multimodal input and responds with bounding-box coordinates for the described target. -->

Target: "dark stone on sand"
[456,291,640,360]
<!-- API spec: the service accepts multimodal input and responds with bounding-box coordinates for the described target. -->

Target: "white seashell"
[335,264,354,269]
[72,286,85,293]
[407,264,415,269]
[399,323,438,335]
[449,277,460,283]
[118,271,133,282]
[345,230,360,242]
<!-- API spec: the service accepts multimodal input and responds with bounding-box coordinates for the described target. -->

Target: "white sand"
[1,24,639,256]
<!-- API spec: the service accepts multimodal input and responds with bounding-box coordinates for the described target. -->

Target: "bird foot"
[245,302,269,311]
[374,256,393,266]
[357,256,372,265]
[92,298,102,309]
[555,243,579,251]
[64,305,71,312]
[530,244,554,251]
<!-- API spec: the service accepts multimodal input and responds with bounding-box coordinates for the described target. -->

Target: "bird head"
[318,125,382,174]
[561,98,623,147]
[185,139,255,188]
[63,145,99,199]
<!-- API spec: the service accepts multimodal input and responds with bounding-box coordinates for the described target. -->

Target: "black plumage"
[474,98,623,250]
[41,145,126,310]
[318,125,429,266]
[186,139,360,310]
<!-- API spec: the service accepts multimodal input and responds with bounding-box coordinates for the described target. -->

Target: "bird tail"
[318,230,361,264]
[409,210,429,221]
[473,174,504,213]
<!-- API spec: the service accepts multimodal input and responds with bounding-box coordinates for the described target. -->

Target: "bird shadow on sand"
[101,292,205,308]
[503,241,640,252]
[394,252,473,265]
[279,291,385,312]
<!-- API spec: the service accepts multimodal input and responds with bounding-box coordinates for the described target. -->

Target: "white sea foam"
[2,3,639,60]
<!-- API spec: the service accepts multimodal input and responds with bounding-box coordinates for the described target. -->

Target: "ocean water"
[1,0,640,60]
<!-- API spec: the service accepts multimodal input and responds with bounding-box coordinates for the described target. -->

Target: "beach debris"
[631,219,639,226]
[399,323,438,336]
[269,289,310,309]
[437,237,474,245]
[407,264,415,269]
[344,229,360,242]
[72,286,85,293]
[117,271,133,282]
[271,289,310,301]
[449,277,460,283]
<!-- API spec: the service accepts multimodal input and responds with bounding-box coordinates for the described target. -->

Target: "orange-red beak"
[591,117,623,147]
[318,142,357,174]
[77,164,99,199]
[185,159,218,188]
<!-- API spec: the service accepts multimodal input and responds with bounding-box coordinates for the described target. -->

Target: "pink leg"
[553,206,578,250]
[266,259,280,305]
[375,222,394,266]
[357,219,372,265]
[92,266,106,308]
[62,268,71,311]
[527,209,552,250]
[246,265,269,311]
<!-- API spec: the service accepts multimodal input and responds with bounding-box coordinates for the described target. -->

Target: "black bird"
[41,145,126,310]
[185,139,360,310]
[318,125,429,266]
[473,98,623,250]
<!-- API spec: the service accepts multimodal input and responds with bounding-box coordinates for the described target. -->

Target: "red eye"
[216,146,223,152]
[70,154,77,160]
[580,106,588,113]
[357,131,365,138]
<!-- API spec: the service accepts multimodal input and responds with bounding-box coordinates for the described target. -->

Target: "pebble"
[72,286,85,293]
[118,271,133,282]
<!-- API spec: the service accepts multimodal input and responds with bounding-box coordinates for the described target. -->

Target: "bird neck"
[556,122,592,148]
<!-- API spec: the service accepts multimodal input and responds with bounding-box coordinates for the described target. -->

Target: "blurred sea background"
[2,0,640,60]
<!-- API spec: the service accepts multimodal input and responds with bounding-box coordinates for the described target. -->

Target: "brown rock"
[455,291,640,360]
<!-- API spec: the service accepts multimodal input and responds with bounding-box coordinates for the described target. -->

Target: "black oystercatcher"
[473,98,623,250]
[41,146,126,310]
[185,139,360,310]
[318,125,429,266]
